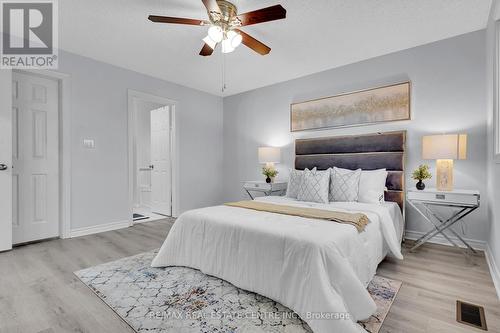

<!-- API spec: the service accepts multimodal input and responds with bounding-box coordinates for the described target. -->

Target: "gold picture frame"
[290,81,411,132]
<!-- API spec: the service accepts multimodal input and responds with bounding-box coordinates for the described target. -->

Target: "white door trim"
[127,89,179,226]
[13,69,72,240]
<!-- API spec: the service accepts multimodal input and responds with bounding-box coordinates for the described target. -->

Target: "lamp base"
[436,159,453,191]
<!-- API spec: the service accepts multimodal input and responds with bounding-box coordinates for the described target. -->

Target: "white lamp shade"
[221,39,235,53]
[227,30,242,48]
[208,26,223,43]
[202,35,216,49]
[258,147,280,164]
[422,134,467,160]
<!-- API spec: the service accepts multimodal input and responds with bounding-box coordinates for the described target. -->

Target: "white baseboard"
[69,220,130,238]
[485,244,500,300]
[404,229,486,250]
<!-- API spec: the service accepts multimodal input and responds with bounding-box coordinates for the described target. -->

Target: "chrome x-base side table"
[407,188,480,256]
[242,181,287,200]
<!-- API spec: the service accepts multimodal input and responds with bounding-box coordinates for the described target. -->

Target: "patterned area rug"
[75,251,401,333]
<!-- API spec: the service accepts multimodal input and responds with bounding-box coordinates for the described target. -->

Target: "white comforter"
[152,196,403,333]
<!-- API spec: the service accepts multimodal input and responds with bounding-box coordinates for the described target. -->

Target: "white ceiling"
[60,0,492,96]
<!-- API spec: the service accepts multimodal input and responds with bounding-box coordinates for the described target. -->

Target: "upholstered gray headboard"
[295,131,406,213]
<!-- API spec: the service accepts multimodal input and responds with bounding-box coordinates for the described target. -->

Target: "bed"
[152,131,406,333]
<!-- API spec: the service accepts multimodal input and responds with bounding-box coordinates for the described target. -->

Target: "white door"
[12,72,59,244]
[0,71,13,251]
[150,106,171,216]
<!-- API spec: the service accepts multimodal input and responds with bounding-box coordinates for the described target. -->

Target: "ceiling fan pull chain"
[222,52,227,93]
[224,53,227,92]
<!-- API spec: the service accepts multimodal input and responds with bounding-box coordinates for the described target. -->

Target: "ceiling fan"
[148,0,286,56]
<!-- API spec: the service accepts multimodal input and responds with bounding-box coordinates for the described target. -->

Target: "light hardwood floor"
[380,241,500,332]
[0,219,498,333]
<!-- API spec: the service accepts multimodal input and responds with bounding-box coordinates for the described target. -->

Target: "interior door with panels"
[12,72,59,244]
[150,106,171,216]
[0,71,13,251]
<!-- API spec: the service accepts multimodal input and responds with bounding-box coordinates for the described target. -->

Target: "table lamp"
[422,134,467,191]
[258,147,280,182]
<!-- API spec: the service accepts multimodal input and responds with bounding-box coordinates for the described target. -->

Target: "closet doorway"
[128,90,177,224]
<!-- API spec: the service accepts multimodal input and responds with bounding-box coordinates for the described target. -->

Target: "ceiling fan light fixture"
[226,30,242,48]
[202,35,217,49]
[221,39,235,53]
[208,25,223,43]
[148,1,287,57]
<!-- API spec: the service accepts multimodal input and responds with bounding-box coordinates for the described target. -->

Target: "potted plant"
[412,164,432,190]
[262,166,279,183]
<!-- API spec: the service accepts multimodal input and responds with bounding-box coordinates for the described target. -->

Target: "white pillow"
[286,169,303,198]
[297,168,330,204]
[358,169,388,204]
[330,167,362,202]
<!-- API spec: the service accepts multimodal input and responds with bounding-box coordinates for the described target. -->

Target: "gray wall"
[223,31,489,243]
[57,51,223,230]
[486,0,500,284]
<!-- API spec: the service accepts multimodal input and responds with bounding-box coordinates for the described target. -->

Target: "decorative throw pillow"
[286,169,304,198]
[330,167,362,202]
[358,169,388,204]
[297,168,330,204]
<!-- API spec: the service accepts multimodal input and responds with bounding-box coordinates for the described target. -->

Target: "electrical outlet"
[83,139,95,149]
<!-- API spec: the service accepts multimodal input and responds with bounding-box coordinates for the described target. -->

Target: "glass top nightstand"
[242,181,287,200]
[406,187,480,256]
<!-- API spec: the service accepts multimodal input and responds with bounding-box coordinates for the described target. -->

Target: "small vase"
[266,176,271,183]
[416,180,425,190]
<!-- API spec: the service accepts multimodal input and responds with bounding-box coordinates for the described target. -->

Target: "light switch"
[83,139,95,149]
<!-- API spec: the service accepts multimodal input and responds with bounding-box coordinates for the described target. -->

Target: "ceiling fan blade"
[201,0,221,14]
[237,5,286,26]
[199,43,215,56]
[148,15,207,26]
[236,29,271,55]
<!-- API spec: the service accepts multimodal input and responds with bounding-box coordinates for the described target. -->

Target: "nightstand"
[407,188,480,256]
[243,181,287,200]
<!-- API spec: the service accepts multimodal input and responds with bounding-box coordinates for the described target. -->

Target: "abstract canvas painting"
[290,82,410,131]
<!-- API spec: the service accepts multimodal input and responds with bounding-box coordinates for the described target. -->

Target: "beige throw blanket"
[225,200,369,232]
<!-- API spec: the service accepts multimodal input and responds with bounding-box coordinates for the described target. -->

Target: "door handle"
[0,164,8,171]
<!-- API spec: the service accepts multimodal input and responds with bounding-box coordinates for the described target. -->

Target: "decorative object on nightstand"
[407,187,479,257]
[262,165,279,183]
[258,147,280,183]
[411,164,432,190]
[243,181,287,200]
[422,134,467,191]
